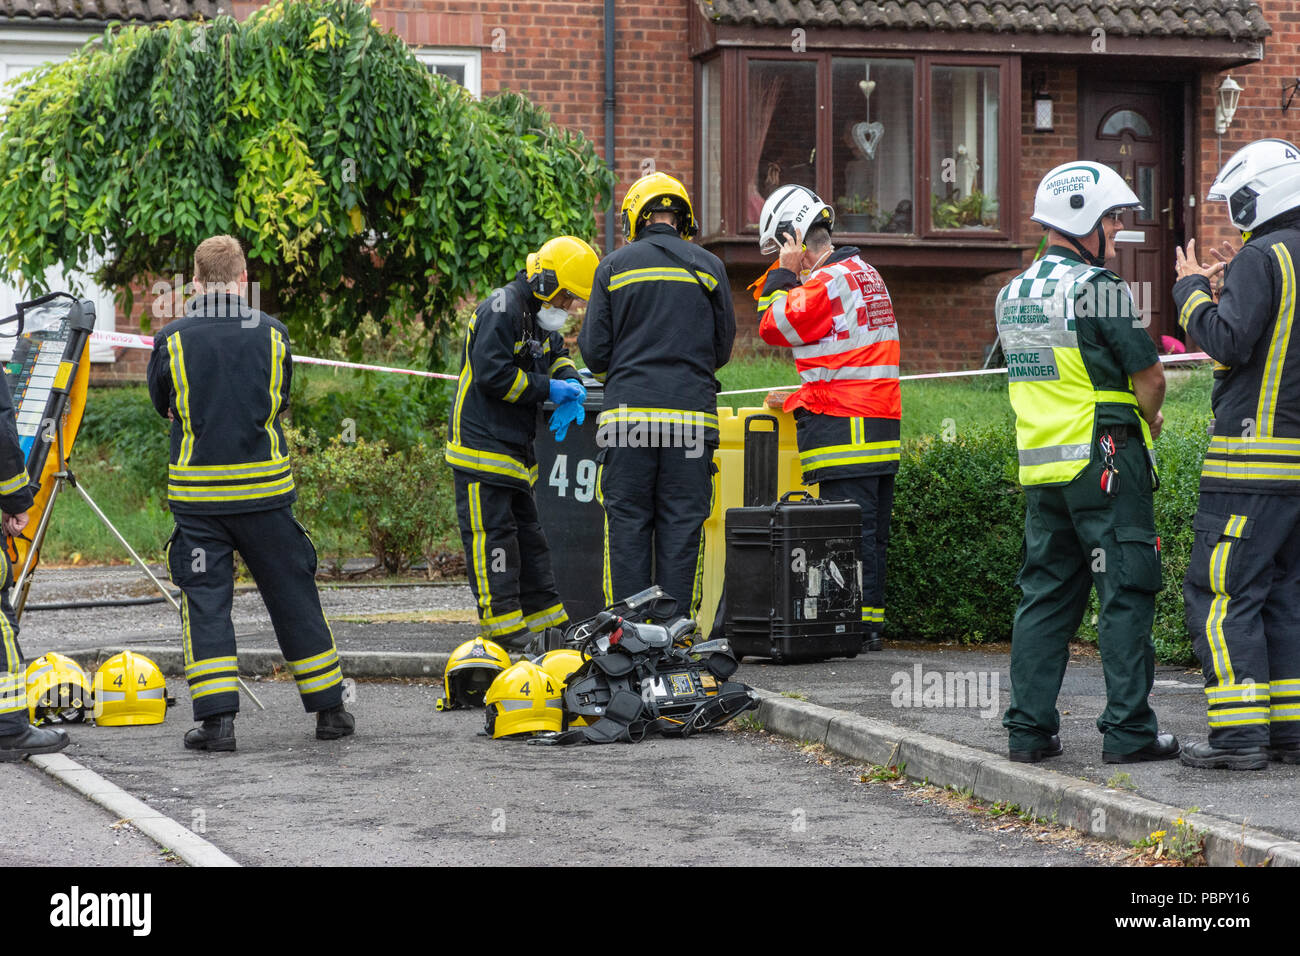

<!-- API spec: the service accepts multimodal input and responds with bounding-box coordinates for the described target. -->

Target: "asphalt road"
[0,760,174,866]
[45,680,1120,866]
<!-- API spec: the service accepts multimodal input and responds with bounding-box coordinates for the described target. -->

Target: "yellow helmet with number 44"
[94,651,167,726]
[25,652,92,725]
[484,660,563,738]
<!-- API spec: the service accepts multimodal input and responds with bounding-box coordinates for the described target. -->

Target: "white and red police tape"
[91,329,1209,393]
[90,330,460,381]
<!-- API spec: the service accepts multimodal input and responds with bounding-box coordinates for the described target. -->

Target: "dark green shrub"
[888,424,1024,642]
[288,427,458,575]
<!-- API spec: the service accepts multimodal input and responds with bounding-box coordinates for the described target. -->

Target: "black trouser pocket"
[1115,525,1162,593]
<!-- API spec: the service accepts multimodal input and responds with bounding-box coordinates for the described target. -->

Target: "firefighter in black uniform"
[0,363,67,760]
[147,235,353,752]
[579,173,736,620]
[446,236,599,651]
[1173,139,1300,770]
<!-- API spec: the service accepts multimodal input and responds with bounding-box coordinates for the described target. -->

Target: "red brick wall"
[1194,12,1300,254]
[95,0,694,383]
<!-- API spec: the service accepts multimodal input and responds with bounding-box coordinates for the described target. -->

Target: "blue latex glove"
[549,398,586,442]
[548,379,586,406]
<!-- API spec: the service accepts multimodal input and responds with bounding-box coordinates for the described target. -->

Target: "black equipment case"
[723,491,865,663]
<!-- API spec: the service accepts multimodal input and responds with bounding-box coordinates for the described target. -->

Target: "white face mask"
[536,306,569,332]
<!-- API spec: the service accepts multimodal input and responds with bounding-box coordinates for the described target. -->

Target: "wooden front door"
[1081,81,1184,345]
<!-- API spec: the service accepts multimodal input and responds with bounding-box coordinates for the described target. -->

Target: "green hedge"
[887,415,1211,665]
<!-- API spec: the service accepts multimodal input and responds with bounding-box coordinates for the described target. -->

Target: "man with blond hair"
[147,235,353,752]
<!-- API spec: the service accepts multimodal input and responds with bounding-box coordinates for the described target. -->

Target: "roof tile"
[697,0,1270,41]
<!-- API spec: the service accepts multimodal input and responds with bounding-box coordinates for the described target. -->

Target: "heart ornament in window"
[852,121,884,160]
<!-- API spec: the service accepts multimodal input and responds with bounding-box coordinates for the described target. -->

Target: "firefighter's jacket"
[147,292,295,515]
[579,223,735,444]
[446,274,581,490]
[1174,217,1300,494]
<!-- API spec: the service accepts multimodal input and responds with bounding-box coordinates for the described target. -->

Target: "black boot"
[1179,739,1266,770]
[0,724,70,762]
[184,714,236,752]
[865,630,883,652]
[316,705,355,741]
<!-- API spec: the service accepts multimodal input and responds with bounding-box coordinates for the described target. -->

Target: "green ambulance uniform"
[996,247,1164,756]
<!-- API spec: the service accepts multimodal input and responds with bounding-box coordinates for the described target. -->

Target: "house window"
[929,65,1000,232]
[698,50,1016,249]
[833,58,915,235]
[412,48,481,98]
[744,59,817,228]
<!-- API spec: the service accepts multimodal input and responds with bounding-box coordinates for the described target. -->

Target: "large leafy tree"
[0,0,613,356]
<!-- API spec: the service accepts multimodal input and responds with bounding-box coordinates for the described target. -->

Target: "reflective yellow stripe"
[445,442,533,484]
[1179,289,1213,331]
[168,475,296,501]
[596,407,719,429]
[450,316,477,445]
[0,470,29,495]
[598,463,612,605]
[690,469,716,619]
[523,603,567,630]
[170,334,196,466]
[266,329,287,459]
[503,369,529,403]
[862,607,885,623]
[801,439,902,471]
[297,667,342,695]
[608,266,718,292]
[185,656,238,680]
[468,482,492,621]
[480,610,526,637]
[1257,243,1296,437]
[169,457,291,477]
[1201,461,1300,481]
[1271,679,1300,694]
[190,677,241,700]
[1207,707,1270,726]
[287,648,339,676]
[548,356,578,377]
[1204,515,1246,687]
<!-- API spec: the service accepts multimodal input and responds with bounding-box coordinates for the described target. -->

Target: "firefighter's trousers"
[168,507,343,720]
[0,552,26,734]
[454,471,567,650]
[1183,492,1300,749]
[599,444,715,620]
[1002,434,1162,756]
[818,474,895,632]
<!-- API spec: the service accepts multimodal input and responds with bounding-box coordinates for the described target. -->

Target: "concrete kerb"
[29,752,240,868]
[755,692,1300,868]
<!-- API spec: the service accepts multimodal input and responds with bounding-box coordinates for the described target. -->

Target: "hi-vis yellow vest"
[995,254,1150,487]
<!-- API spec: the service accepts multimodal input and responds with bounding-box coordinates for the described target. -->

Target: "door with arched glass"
[1082,82,1184,347]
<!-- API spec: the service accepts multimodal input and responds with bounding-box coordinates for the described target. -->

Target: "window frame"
[411,46,482,98]
[697,47,1020,253]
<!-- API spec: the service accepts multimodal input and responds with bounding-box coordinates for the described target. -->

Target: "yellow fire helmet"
[526,236,600,303]
[25,652,92,725]
[93,651,167,726]
[533,648,589,728]
[483,660,563,739]
[437,638,512,712]
[621,172,698,242]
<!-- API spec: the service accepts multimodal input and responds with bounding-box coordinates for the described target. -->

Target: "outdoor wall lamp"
[1216,75,1243,135]
[1032,73,1053,132]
